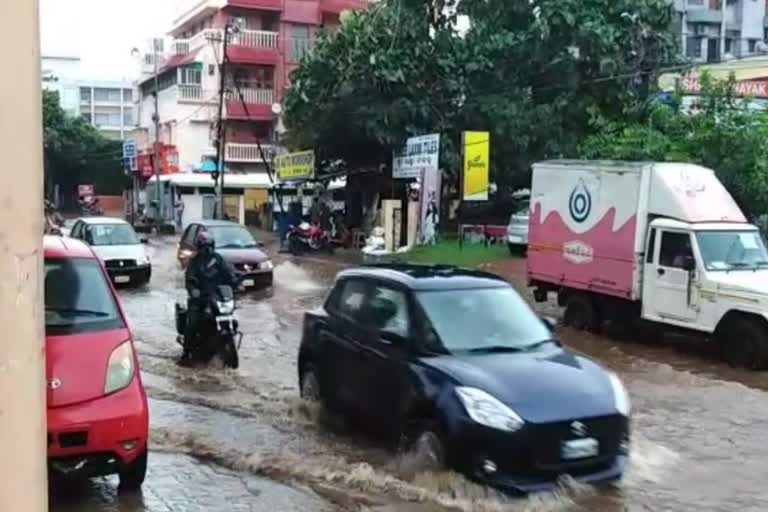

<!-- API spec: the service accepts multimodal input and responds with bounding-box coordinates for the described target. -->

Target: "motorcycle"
[174,285,242,369]
[287,222,334,255]
[44,200,65,235]
[79,197,104,216]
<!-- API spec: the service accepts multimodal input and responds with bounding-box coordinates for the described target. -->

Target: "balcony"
[172,29,219,55]
[225,142,276,163]
[177,84,212,103]
[227,29,280,65]
[320,0,367,14]
[226,0,282,10]
[225,88,274,119]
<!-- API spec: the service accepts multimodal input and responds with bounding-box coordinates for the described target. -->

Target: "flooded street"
[51,237,768,512]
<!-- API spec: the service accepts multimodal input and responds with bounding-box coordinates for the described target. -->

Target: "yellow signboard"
[275,150,315,181]
[462,131,490,201]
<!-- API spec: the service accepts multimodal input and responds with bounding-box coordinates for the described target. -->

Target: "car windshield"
[44,258,124,334]
[696,231,768,271]
[85,224,139,246]
[415,287,552,353]
[210,226,258,249]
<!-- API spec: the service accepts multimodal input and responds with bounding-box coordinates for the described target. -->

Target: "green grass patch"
[399,240,509,267]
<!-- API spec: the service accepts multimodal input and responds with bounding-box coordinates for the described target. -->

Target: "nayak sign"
[680,76,768,99]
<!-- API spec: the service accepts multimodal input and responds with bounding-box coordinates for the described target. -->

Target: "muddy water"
[53,238,768,512]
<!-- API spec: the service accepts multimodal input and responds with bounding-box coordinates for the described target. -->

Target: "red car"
[44,236,149,489]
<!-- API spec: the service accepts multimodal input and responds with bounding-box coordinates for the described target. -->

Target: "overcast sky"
[39,0,177,81]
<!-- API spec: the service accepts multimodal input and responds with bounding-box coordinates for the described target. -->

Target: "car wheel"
[507,242,515,255]
[300,365,321,401]
[118,446,148,491]
[564,293,601,333]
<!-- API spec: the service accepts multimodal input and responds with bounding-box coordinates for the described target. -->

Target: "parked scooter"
[174,285,242,369]
[287,222,334,255]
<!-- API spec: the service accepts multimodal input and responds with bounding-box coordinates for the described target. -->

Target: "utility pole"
[152,38,163,226]
[214,26,231,220]
[0,0,48,511]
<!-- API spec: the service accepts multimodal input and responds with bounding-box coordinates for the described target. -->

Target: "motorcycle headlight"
[217,300,235,315]
[455,387,524,432]
[104,341,135,394]
[260,260,273,270]
[608,372,631,416]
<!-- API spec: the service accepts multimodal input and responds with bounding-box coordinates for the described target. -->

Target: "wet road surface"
[52,236,768,512]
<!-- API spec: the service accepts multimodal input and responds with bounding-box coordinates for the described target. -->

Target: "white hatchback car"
[506,191,531,254]
[69,217,151,286]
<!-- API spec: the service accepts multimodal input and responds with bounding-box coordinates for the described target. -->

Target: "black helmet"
[195,231,215,251]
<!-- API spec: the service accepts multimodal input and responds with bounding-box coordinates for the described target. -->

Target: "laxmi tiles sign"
[393,134,440,179]
[275,150,316,181]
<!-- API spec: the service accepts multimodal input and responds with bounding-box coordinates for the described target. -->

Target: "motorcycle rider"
[180,231,237,366]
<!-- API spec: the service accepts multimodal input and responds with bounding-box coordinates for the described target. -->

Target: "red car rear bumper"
[47,377,148,469]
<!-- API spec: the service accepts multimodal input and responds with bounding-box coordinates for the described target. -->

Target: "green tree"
[43,90,126,208]
[579,74,768,215]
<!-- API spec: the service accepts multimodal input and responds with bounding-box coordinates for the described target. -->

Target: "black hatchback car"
[298,264,631,493]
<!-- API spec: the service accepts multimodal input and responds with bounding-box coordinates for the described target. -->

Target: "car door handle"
[657,268,666,276]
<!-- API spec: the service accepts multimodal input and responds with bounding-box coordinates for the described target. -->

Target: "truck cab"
[642,220,768,344]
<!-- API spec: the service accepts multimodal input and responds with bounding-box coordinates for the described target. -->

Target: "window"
[368,285,410,339]
[659,231,693,269]
[79,87,91,102]
[81,112,92,124]
[208,226,258,249]
[182,225,199,247]
[289,25,310,62]
[749,39,759,53]
[94,107,122,127]
[209,64,216,76]
[123,89,133,102]
[44,258,124,335]
[686,37,702,58]
[84,224,140,246]
[416,287,551,353]
[93,88,123,103]
[180,66,202,85]
[646,228,656,264]
[123,108,134,126]
[336,279,369,321]
[696,230,768,271]
[725,38,733,54]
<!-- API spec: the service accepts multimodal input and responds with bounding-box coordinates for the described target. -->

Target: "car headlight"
[260,260,273,270]
[105,341,135,394]
[608,372,631,416]
[455,387,524,432]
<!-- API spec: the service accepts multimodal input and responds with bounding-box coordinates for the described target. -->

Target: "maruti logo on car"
[571,421,588,437]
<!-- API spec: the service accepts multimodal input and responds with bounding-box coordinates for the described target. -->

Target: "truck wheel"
[720,317,768,370]
[564,293,601,333]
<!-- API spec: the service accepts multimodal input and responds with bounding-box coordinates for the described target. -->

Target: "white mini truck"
[527,160,768,369]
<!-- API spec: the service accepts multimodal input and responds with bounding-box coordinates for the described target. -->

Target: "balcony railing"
[172,29,219,55]
[225,143,276,163]
[226,88,273,105]
[230,29,279,50]
[178,84,206,102]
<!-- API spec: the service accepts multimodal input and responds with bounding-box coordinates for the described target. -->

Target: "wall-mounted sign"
[275,150,315,181]
[462,131,490,201]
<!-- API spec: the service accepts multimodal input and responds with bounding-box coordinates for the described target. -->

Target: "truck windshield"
[696,231,768,271]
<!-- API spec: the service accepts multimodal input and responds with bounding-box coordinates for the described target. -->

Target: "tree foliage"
[43,90,126,206]
[284,0,678,191]
[579,74,768,216]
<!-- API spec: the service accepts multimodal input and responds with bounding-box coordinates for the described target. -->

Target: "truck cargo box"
[527,160,745,301]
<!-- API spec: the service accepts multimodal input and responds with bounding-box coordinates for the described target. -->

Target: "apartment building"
[134,0,367,175]
[42,56,134,140]
[673,0,768,63]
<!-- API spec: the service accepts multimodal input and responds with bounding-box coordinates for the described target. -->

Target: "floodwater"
[51,236,768,512]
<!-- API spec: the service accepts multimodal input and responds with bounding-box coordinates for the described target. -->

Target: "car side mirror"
[256,241,265,248]
[140,237,149,244]
[683,256,695,272]
[541,316,557,332]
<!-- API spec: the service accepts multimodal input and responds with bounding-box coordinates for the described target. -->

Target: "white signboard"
[393,134,440,179]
